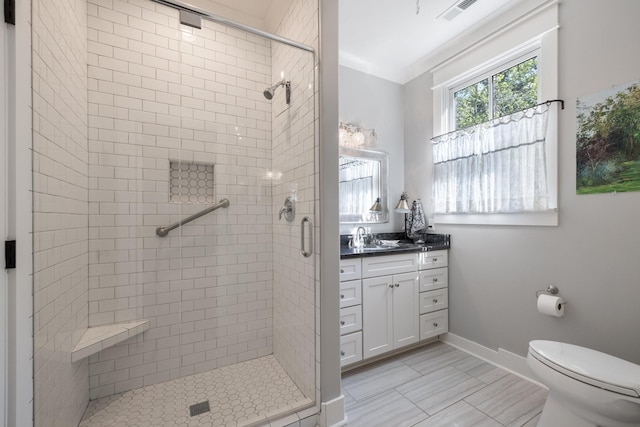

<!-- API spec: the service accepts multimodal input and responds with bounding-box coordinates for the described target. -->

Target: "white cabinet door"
[340,258,362,281]
[362,275,393,358]
[339,279,362,308]
[362,253,418,278]
[340,332,363,367]
[419,288,448,315]
[419,267,448,292]
[418,250,448,270]
[392,272,419,348]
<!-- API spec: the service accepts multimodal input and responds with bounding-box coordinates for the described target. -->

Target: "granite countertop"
[340,232,450,259]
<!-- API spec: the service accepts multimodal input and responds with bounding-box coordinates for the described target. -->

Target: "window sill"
[434,210,558,227]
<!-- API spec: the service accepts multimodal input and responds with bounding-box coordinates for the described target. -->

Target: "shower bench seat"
[71,319,150,362]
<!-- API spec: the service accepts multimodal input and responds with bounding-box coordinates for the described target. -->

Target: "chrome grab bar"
[156,198,230,237]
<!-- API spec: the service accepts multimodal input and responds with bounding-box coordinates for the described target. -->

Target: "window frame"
[431,3,559,226]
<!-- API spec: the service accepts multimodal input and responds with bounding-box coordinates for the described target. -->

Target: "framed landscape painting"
[576,80,640,194]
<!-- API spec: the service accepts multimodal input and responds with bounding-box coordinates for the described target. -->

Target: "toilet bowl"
[527,340,640,427]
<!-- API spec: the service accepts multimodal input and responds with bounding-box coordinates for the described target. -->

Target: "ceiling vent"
[438,0,479,21]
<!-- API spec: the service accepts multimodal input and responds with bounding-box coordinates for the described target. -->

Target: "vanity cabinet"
[418,250,449,340]
[339,260,363,367]
[362,253,419,359]
[340,249,449,368]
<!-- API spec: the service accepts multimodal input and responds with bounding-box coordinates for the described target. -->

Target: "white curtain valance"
[432,104,551,214]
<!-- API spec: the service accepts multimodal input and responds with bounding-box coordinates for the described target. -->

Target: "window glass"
[454,78,489,129]
[492,57,538,118]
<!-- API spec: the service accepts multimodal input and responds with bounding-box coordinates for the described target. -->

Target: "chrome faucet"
[355,227,366,248]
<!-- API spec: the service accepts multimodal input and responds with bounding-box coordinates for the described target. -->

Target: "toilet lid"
[529,340,640,397]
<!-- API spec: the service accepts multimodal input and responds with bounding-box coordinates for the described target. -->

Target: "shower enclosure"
[31,0,319,426]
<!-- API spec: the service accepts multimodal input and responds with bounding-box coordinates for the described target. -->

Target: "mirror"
[339,147,389,224]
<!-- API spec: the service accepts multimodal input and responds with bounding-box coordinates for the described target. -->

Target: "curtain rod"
[152,0,315,53]
[432,99,564,142]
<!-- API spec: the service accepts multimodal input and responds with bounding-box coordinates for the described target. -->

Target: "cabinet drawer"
[419,288,448,315]
[418,250,448,270]
[340,305,362,335]
[419,268,448,292]
[340,331,363,367]
[362,253,418,278]
[340,279,362,308]
[340,259,362,281]
[420,309,449,340]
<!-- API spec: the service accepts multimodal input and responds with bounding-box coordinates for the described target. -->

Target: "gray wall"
[405,0,640,364]
[339,65,405,235]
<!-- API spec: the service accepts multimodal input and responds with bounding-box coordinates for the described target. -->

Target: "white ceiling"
[339,0,524,84]
[196,0,525,84]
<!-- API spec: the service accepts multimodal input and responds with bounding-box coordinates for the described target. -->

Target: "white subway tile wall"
[32,0,90,425]
[271,0,319,401]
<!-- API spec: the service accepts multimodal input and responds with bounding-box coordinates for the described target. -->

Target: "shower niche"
[169,161,215,204]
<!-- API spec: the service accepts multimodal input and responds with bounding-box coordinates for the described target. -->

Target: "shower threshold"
[79,355,314,427]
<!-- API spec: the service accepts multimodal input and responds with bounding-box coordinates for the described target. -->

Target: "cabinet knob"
[341,350,346,356]
[389,284,394,288]
[340,269,344,273]
[433,278,438,282]
[340,320,345,326]
[395,283,399,287]
[433,298,438,303]
[433,322,439,327]
[433,258,438,262]
[340,294,345,299]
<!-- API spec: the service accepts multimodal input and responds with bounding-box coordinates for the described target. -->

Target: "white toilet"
[527,340,640,427]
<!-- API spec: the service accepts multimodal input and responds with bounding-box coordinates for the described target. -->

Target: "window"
[430,2,559,226]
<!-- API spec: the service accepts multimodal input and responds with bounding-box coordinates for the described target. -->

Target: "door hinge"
[5,240,16,269]
[4,0,15,25]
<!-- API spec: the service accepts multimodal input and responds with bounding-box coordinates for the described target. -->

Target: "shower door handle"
[301,217,313,258]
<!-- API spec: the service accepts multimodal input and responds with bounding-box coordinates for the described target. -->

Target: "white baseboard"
[319,395,346,427]
[440,333,547,389]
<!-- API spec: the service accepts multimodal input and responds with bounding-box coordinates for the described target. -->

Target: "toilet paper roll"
[537,294,565,317]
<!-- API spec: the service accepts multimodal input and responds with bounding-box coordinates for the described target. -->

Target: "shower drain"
[189,400,211,417]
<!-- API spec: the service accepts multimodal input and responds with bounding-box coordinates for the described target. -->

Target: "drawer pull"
[340,320,345,326]
[433,298,438,303]
[340,269,344,273]
[433,258,438,262]
[341,350,346,356]
[340,294,345,299]
[433,278,438,282]
[389,284,394,288]
[394,283,399,287]
[433,322,439,327]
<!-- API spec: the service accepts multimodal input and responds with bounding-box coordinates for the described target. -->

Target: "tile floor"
[80,355,314,427]
[342,341,547,427]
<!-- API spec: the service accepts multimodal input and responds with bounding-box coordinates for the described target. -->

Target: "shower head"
[263,79,291,104]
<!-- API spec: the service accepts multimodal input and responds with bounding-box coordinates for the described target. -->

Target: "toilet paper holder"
[535,285,568,306]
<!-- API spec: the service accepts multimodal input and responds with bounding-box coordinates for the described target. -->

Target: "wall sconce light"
[339,122,377,148]
[369,197,382,212]
[395,192,410,213]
